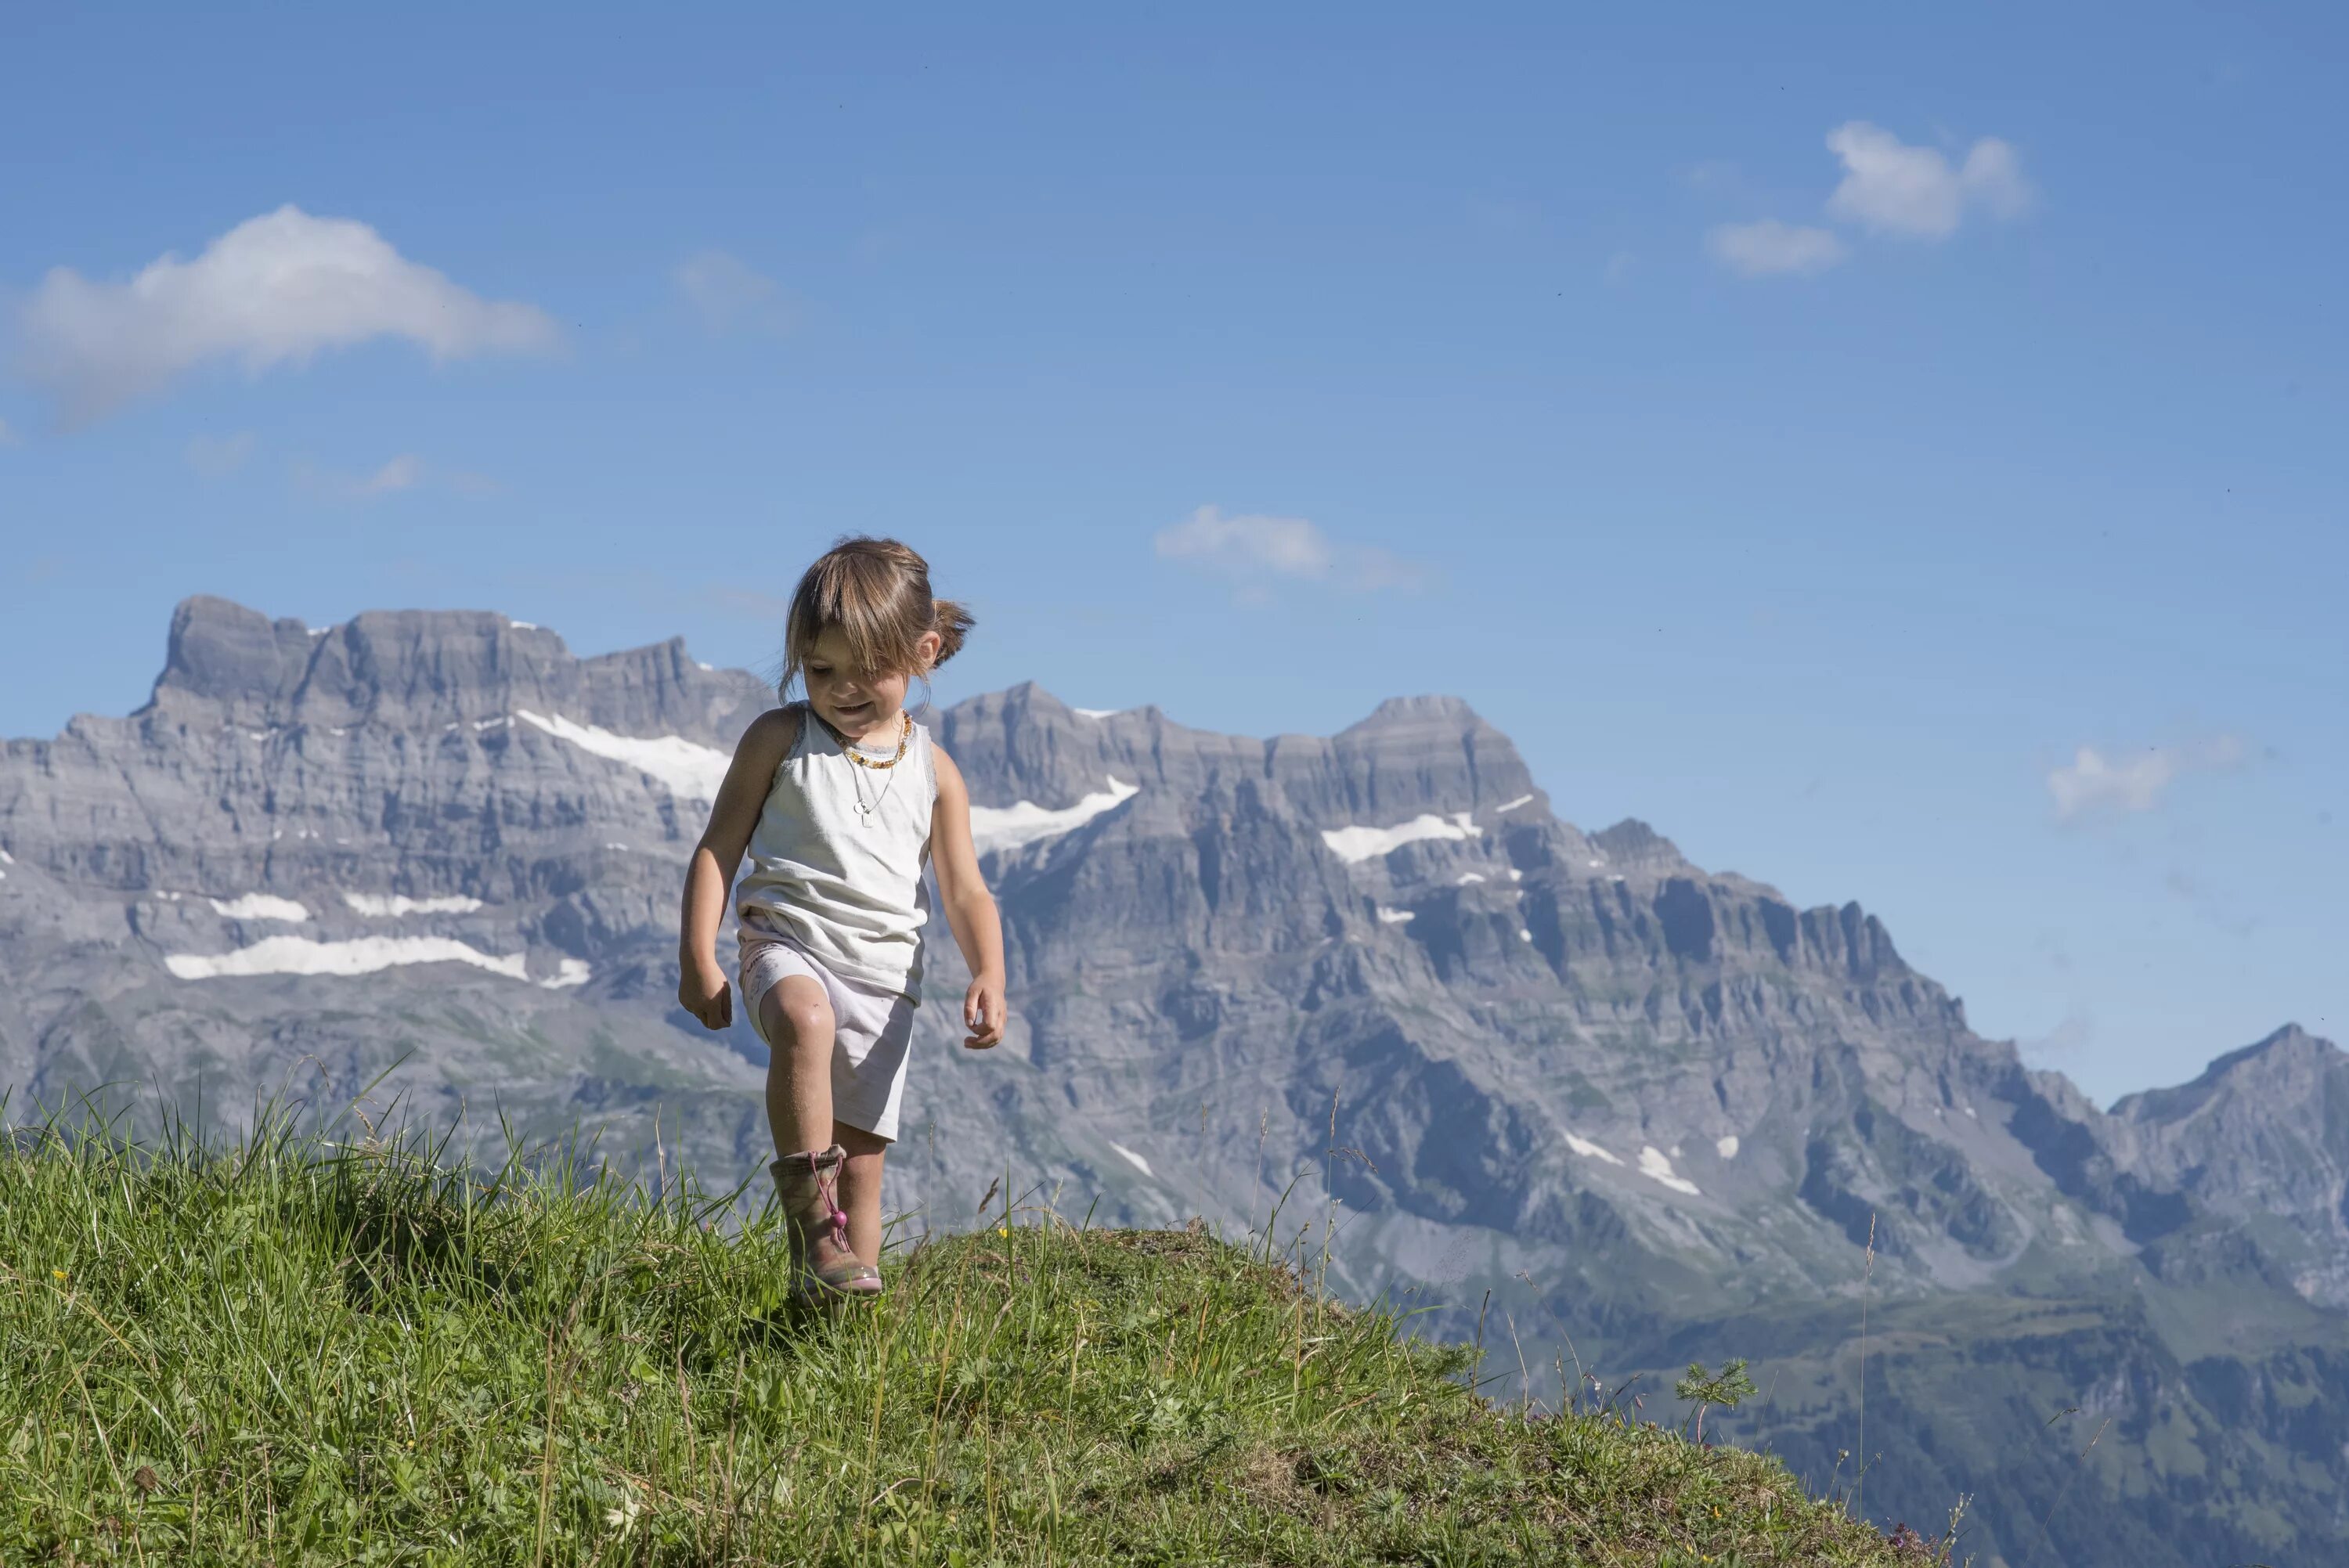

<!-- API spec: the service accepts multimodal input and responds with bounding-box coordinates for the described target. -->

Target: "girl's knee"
[836,1123,889,1160]
[761,984,835,1055]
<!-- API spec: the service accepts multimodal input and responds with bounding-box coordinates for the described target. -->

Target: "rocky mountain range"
[4,595,2345,1568]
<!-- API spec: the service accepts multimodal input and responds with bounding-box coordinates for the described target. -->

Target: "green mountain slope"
[0,1126,1946,1566]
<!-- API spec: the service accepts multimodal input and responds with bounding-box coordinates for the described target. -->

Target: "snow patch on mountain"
[1716,1135,1741,1160]
[539,957,592,989]
[1109,1141,1153,1177]
[1639,1145,1701,1196]
[514,711,731,801]
[1320,812,1479,864]
[969,777,1138,856]
[207,894,311,922]
[1564,1133,1623,1166]
[343,892,485,917]
[164,935,529,982]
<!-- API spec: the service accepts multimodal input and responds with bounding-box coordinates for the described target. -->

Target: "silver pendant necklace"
[852,762,898,826]
[846,725,903,827]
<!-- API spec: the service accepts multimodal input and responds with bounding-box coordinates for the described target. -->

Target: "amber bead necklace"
[838,711,911,825]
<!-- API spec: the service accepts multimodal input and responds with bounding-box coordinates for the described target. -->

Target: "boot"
[771,1144,882,1300]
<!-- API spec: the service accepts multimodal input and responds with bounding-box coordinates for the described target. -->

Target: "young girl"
[677,535,1006,1299]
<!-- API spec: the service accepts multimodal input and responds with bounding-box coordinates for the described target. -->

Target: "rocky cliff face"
[4,597,2344,1568]
[0,596,777,1173]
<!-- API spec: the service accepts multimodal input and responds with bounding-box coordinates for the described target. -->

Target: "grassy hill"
[0,1120,1954,1566]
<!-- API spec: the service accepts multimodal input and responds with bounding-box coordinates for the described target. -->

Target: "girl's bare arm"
[677,706,798,1029]
[929,745,1007,1049]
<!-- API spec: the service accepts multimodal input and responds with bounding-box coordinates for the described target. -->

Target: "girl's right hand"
[678,961,734,1030]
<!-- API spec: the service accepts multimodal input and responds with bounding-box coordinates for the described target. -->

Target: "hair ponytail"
[929,597,973,668]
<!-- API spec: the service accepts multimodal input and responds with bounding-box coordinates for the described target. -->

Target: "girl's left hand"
[963,973,1007,1050]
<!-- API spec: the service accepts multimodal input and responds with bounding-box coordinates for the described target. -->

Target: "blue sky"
[2,5,2341,1105]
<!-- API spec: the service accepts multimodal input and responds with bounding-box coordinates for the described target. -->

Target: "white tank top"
[734,704,938,1000]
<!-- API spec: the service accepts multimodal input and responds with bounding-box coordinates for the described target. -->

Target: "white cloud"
[673,250,794,336]
[360,454,421,496]
[1160,506,1331,576]
[2047,735,2246,820]
[1708,220,1848,277]
[1958,139,2034,221]
[1154,505,1430,596]
[298,452,424,502]
[1825,122,2033,240]
[185,431,255,478]
[16,206,559,424]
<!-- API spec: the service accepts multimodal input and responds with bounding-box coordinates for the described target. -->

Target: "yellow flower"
[51,1270,67,1282]
[997,1227,1009,1238]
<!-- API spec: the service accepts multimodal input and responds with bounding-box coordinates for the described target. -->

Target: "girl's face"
[801,625,939,741]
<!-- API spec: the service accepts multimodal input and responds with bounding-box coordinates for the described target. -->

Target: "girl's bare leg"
[834,1123,889,1265]
[760,978,889,1271]
[759,982,883,1296]
[760,977,836,1158]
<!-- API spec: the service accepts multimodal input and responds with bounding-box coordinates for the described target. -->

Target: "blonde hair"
[781,535,972,696]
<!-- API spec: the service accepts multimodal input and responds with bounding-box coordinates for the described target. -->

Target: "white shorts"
[738,937,918,1143]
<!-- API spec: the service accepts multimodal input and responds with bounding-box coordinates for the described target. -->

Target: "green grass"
[0,1116,1954,1566]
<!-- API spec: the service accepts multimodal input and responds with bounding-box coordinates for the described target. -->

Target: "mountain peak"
[2110,1022,2342,1127]
[137,596,764,739]
[153,595,316,715]
[1589,817,1687,869]
[2257,1020,2325,1051]
[1338,694,1488,736]
[2178,1022,2336,1085]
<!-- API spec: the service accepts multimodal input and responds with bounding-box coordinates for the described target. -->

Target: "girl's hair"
[781,535,973,695]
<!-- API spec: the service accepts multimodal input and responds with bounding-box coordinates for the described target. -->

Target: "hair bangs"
[779,535,971,696]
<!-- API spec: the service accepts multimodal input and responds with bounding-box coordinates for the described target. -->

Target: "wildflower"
[997,1227,1009,1238]
[604,1494,642,1534]
[52,1270,67,1282]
